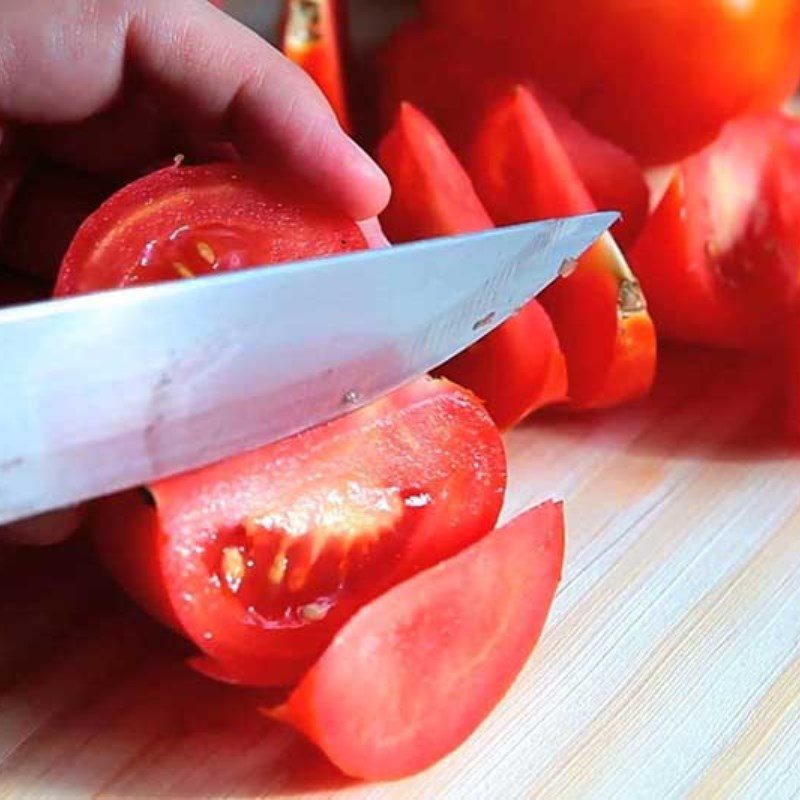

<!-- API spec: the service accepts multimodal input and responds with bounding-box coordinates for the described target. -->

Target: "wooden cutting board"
[1,347,798,799]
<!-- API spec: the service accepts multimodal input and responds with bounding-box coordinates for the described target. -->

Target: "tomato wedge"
[268,501,564,780]
[630,113,800,351]
[56,162,506,686]
[377,21,649,248]
[54,162,366,295]
[466,86,656,410]
[281,0,351,133]
[91,378,506,686]
[376,102,567,428]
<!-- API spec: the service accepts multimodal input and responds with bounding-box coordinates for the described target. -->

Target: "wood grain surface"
[1,346,798,799]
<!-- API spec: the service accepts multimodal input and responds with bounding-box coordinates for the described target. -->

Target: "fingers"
[0,507,87,546]
[0,0,389,220]
[126,0,390,219]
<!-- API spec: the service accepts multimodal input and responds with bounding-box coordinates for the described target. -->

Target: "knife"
[0,212,615,525]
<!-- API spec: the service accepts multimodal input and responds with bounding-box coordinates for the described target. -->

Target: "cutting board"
[1,346,799,799]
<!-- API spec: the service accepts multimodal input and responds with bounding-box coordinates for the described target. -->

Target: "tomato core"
[209,484,433,629]
[135,224,275,284]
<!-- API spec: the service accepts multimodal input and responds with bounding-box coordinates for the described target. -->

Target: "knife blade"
[0,211,615,524]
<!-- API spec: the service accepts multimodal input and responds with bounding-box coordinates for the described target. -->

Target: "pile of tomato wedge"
[4,0,800,786]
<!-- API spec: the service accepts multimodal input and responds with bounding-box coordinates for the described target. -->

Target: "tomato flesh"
[268,501,564,780]
[630,113,800,350]
[54,163,366,295]
[282,0,351,133]
[466,86,656,409]
[91,378,506,686]
[376,101,567,427]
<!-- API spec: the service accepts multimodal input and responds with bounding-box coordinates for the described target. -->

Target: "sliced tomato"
[630,113,800,351]
[90,378,506,686]
[281,0,351,133]
[267,501,564,780]
[377,102,493,240]
[376,102,566,428]
[54,163,366,295]
[420,0,800,164]
[467,86,656,409]
[377,21,649,248]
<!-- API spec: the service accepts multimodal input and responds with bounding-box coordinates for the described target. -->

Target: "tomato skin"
[420,0,800,164]
[467,86,656,409]
[281,0,352,133]
[91,377,507,686]
[378,21,649,248]
[630,113,800,350]
[376,102,567,428]
[54,163,366,295]
[267,501,564,780]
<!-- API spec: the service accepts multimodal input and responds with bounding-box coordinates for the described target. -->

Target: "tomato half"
[268,500,564,780]
[467,86,657,409]
[630,113,800,351]
[376,102,567,428]
[419,0,800,164]
[54,163,366,295]
[91,378,506,686]
[377,21,649,248]
[281,0,352,133]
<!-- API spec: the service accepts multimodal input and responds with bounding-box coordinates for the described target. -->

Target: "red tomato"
[268,500,564,780]
[282,0,352,133]
[467,86,657,409]
[420,0,800,164]
[630,113,800,350]
[91,378,506,686]
[376,102,567,428]
[378,21,649,248]
[54,163,366,295]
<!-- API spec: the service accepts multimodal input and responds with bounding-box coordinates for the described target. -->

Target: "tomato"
[90,378,506,686]
[630,113,800,350]
[282,0,351,133]
[268,501,564,780]
[467,86,657,409]
[376,102,567,428]
[419,0,800,164]
[54,163,366,295]
[378,21,649,248]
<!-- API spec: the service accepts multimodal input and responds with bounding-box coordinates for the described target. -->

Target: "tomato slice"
[54,162,366,295]
[281,0,351,133]
[630,113,800,351]
[377,21,649,248]
[376,102,567,428]
[466,86,656,410]
[267,501,564,780]
[90,377,506,686]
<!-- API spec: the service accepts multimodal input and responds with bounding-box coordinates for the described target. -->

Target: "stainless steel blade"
[0,211,615,524]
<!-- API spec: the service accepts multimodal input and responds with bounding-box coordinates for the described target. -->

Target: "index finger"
[0,0,389,221]
[127,0,390,220]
